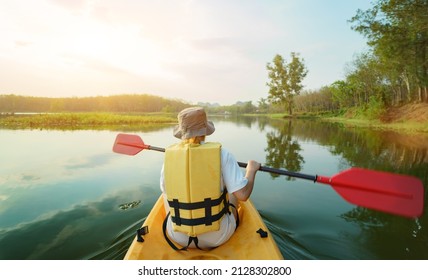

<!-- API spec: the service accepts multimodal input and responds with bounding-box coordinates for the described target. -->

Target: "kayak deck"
[124,195,283,260]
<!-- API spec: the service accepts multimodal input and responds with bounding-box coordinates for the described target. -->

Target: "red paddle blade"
[113,133,148,155]
[318,168,424,218]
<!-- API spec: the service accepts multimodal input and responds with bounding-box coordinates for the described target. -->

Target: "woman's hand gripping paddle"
[113,133,425,218]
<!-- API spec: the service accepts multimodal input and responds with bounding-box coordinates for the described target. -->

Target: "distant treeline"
[0,94,191,113]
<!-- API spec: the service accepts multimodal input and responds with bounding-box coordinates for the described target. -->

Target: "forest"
[291,0,428,117]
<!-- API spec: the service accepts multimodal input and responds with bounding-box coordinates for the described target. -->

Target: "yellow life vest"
[164,142,229,237]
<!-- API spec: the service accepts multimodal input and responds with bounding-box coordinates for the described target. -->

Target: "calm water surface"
[0,117,427,259]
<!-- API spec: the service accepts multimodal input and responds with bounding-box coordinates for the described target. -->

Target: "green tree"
[350,0,428,102]
[257,98,269,113]
[345,52,389,106]
[331,80,355,108]
[266,53,308,115]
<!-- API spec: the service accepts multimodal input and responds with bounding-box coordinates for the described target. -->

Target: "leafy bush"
[365,96,386,120]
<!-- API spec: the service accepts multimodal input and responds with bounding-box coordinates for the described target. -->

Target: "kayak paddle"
[113,133,424,218]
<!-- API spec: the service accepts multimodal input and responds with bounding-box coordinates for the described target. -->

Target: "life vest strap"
[171,205,229,227]
[167,188,227,210]
[170,199,182,226]
[167,189,228,227]
[204,198,212,226]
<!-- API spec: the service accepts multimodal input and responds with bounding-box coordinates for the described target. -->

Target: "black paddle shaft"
[238,162,317,182]
[148,145,165,152]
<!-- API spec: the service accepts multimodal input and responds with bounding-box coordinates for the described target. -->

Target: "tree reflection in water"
[264,119,304,180]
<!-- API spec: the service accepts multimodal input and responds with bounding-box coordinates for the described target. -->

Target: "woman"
[160,107,260,250]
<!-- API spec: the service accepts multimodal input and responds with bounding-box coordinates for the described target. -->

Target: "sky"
[0,0,373,105]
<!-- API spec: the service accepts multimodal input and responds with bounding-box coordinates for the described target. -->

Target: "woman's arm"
[232,160,260,201]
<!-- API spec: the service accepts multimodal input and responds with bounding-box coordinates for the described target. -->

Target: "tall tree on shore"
[266,53,308,115]
[350,0,428,102]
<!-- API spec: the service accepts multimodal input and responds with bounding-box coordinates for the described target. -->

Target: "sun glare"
[57,16,171,79]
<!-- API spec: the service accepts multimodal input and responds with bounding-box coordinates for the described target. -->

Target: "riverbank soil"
[380,103,428,123]
[336,103,428,133]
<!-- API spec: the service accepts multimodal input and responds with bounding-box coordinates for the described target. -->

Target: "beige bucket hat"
[173,107,215,139]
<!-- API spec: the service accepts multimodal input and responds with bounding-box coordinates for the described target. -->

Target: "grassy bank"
[0,112,176,130]
[323,117,428,134]
[259,103,428,134]
[323,103,428,134]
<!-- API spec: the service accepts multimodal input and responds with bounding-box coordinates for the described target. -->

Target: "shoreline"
[0,112,176,130]
[320,117,428,134]
[262,103,428,135]
[2,104,428,134]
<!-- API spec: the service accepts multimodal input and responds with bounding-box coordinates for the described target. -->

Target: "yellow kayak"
[124,195,283,260]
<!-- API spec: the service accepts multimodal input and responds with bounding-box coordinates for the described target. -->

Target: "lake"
[0,116,427,259]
